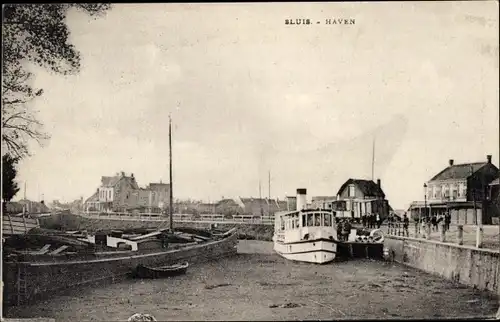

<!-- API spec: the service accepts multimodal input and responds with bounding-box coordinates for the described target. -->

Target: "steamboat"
[273,188,338,264]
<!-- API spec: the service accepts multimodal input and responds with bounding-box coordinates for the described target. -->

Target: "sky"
[13,2,499,209]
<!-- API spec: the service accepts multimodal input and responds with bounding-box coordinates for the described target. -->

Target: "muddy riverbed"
[4,241,498,321]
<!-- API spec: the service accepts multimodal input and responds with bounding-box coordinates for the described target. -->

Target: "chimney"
[121,171,125,176]
[131,173,134,178]
[377,179,381,187]
[487,155,492,164]
[296,188,307,211]
[449,159,454,166]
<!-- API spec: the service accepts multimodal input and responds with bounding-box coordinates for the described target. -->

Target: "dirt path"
[4,241,498,321]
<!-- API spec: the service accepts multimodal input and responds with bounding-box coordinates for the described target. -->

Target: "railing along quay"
[79,211,275,226]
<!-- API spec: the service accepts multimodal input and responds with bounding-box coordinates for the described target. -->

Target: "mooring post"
[475,226,483,248]
[456,225,463,245]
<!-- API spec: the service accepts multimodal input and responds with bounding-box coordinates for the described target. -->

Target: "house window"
[458,183,466,198]
[348,185,355,197]
[442,185,449,198]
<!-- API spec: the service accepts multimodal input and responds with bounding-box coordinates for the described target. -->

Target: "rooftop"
[430,162,488,181]
[337,179,385,198]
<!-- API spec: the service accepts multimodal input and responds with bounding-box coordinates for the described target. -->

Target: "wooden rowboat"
[135,262,189,279]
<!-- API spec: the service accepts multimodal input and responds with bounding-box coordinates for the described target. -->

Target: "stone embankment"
[384,235,500,297]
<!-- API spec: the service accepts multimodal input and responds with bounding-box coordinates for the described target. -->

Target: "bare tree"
[2,4,111,158]
[2,65,47,158]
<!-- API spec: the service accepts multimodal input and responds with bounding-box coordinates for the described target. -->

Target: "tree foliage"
[2,154,21,205]
[2,4,111,159]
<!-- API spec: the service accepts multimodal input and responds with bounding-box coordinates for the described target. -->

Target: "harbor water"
[4,240,498,321]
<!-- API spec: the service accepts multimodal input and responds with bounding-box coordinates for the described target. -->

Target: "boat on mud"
[273,189,339,264]
[2,226,238,306]
[134,261,189,279]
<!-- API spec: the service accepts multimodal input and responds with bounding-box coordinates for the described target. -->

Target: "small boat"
[135,262,189,279]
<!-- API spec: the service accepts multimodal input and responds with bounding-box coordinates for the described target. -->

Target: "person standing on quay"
[414,214,420,235]
[445,212,451,231]
[376,213,381,229]
[431,215,437,232]
[403,214,409,237]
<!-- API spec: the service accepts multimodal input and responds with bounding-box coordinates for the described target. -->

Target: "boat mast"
[169,115,174,232]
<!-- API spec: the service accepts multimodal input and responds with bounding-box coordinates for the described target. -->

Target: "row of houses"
[82,170,392,218]
[175,178,392,219]
[84,154,499,224]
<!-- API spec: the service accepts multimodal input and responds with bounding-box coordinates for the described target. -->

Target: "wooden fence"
[2,215,40,236]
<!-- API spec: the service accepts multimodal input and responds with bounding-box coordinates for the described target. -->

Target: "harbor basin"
[4,240,498,321]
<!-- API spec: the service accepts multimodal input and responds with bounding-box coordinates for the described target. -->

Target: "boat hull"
[3,231,238,306]
[273,239,337,264]
[135,262,189,279]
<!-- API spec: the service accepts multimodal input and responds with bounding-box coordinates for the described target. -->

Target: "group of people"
[387,213,410,237]
[361,213,382,229]
[419,213,451,232]
[332,211,452,241]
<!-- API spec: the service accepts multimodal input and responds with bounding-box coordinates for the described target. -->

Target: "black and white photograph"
[1,2,499,321]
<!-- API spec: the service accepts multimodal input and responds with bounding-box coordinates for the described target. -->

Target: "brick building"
[84,171,170,213]
[408,155,499,224]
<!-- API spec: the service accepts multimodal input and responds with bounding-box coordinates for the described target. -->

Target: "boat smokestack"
[296,188,307,211]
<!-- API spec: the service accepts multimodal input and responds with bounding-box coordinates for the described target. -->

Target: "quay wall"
[3,234,238,307]
[384,236,500,296]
